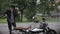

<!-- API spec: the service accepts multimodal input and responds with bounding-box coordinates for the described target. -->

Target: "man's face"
[10,7,14,11]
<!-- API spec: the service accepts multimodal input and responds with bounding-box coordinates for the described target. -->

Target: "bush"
[0,16,6,19]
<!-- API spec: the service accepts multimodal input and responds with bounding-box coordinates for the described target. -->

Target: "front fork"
[43,27,50,34]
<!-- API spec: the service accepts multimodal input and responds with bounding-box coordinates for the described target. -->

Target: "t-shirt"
[11,11,14,23]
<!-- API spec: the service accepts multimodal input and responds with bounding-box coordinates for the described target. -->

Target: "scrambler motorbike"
[38,21,57,34]
[22,21,57,34]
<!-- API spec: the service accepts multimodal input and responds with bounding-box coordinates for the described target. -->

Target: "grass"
[35,16,60,23]
[23,16,28,22]
[0,16,60,23]
[0,18,7,23]
[46,17,60,22]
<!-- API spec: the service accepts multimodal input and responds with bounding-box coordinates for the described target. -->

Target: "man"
[4,5,18,34]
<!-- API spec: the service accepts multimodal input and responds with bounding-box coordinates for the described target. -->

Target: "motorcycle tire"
[46,29,57,34]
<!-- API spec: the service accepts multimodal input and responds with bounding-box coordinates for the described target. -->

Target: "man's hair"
[10,5,15,9]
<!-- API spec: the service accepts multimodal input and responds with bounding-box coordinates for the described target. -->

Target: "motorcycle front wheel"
[46,29,57,34]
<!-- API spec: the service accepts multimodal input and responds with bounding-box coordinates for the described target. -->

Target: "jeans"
[7,21,16,34]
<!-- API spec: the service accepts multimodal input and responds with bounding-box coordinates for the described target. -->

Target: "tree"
[36,0,55,16]
[24,0,37,21]
[16,0,27,22]
[15,0,37,21]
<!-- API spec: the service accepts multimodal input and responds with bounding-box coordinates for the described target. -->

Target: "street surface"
[0,22,60,34]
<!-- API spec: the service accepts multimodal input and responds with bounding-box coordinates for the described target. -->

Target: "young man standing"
[4,5,17,34]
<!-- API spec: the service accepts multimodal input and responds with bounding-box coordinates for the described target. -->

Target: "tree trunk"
[20,10,23,22]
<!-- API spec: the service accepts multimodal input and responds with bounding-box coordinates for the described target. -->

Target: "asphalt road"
[0,22,60,34]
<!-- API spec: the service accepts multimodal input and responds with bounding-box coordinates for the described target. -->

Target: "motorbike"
[13,20,57,34]
[29,22,57,34]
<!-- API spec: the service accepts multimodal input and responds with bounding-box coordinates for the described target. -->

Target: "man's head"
[9,5,15,11]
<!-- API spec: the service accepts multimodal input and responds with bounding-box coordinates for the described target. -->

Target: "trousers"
[7,21,16,34]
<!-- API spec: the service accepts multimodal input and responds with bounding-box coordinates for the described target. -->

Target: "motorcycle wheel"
[46,29,57,34]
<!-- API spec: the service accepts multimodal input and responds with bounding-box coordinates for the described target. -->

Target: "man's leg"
[8,21,12,34]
